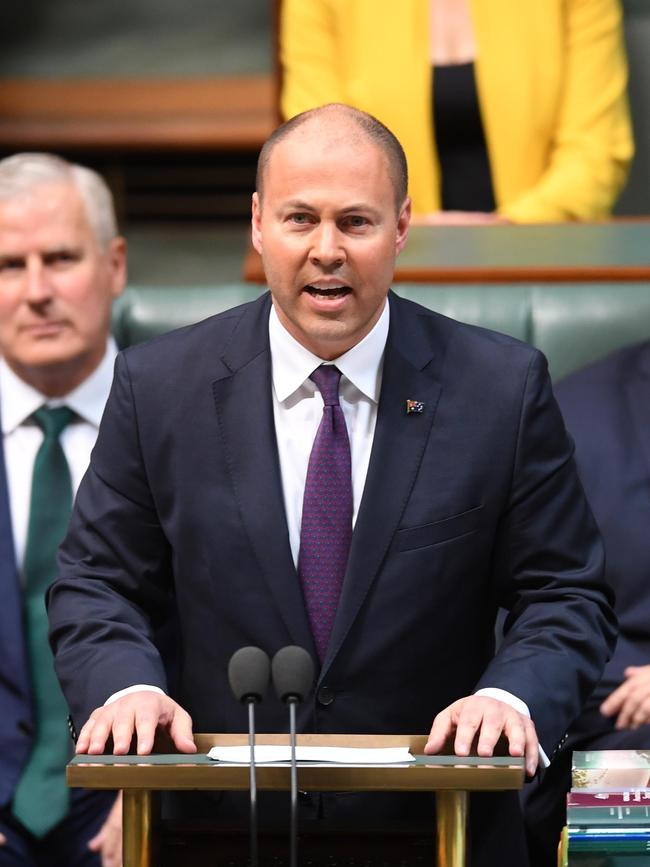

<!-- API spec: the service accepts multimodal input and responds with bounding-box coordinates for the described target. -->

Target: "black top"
[432,62,496,212]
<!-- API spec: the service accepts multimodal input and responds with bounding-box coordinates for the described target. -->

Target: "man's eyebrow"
[0,247,84,268]
[42,245,83,254]
[278,200,381,217]
[280,200,317,212]
[339,204,382,218]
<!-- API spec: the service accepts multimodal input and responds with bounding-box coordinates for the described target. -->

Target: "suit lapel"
[322,294,446,675]
[626,343,650,488]
[211,294,316,654]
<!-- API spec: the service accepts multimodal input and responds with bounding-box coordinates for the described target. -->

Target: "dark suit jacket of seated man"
[524,339,650,867]
[47,104,616,867]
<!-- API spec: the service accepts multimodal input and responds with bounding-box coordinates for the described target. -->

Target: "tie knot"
[32,405,75,439]
[310,365,342,407]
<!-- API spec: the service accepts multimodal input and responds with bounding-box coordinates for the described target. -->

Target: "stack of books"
[561,750,650,865]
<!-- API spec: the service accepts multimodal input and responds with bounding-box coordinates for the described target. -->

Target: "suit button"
[17,720,33,736]
[298,790,318,818]
[317,686,335,707]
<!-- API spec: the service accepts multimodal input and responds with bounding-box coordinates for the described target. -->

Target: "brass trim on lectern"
[123,790,158,867]
[436,791,468,867]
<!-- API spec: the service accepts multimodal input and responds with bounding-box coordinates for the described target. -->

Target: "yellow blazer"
[280,0,633,221]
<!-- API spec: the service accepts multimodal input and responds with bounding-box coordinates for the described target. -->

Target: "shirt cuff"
[475,687,550,768]
[104,684,165,705]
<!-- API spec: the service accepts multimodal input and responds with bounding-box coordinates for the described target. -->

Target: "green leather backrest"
[112,282,650,382]
[393,284,531,343]
[111,284,267,347]
[529,284,650,379]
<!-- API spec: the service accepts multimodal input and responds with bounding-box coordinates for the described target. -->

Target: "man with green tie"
[0,153,125,866]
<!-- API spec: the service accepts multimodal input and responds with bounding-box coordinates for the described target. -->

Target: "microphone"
[271,646,315,867]
[228,646,271,867]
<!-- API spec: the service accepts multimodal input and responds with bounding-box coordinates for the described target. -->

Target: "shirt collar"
[269,301,389,403]
[0,337,118,434]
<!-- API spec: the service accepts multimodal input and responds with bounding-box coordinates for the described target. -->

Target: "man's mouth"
[23,320,66,334]
[304,283,351,299]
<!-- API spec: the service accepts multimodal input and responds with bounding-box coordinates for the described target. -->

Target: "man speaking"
[48,105,616,866]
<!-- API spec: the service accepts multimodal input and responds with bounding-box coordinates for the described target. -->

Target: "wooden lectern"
[67,733,524,867]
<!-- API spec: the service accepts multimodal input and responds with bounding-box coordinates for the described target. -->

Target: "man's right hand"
[76,691,197,756]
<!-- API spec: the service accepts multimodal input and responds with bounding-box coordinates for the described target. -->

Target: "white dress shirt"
[0,338,118,573]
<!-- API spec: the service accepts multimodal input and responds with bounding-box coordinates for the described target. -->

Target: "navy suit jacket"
[48,292,616,851]
[0,429,33,810]
[555,340,650,743]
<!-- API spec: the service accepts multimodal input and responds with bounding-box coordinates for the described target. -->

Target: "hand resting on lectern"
[425,695,539,776]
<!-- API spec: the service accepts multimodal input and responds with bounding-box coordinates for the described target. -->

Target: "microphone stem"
[248,699,258,867]
[289,698,298,867]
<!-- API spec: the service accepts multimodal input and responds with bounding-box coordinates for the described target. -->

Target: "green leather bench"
[112,283,650,382]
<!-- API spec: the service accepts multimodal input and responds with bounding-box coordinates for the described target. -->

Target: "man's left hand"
[88,792,122,867]
[425,695,539,776]
[601,665,650,729]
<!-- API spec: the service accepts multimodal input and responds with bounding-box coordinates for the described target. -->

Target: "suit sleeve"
[475,349,617,755]
[500,0,633,222]
[47,352,173,729]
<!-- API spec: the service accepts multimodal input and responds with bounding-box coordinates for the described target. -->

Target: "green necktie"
[12,406,75,838]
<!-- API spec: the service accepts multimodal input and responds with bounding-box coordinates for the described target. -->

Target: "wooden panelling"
[0,77,275,151]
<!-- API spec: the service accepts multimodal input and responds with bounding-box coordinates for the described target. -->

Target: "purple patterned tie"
[298,365,353,663]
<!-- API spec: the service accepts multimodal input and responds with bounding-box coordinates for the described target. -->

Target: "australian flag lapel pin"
[405,399,425,415]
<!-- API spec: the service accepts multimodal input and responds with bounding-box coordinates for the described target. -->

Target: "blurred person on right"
[281,0,634,224]
[523,339,650,866]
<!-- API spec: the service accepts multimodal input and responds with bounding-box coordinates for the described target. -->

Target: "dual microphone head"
[227,645,314,867]
[228,645,315,706]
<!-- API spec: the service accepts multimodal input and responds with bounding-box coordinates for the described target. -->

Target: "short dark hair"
[256,103,409,211]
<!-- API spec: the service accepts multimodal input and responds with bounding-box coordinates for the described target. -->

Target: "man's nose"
[25,257,53,303]
[309,223,346,269]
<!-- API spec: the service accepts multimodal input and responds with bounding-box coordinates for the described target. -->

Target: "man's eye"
[290,213,311,225]
[45,251,79,267]
[344,216,368,228]
[0,258,25,274]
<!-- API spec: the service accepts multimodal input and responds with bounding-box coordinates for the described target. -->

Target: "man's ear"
[395,197,411,255]
[251,192,263,255]
[108,236,127,299]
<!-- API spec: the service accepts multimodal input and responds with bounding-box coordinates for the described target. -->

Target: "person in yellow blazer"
[280,0,633,223]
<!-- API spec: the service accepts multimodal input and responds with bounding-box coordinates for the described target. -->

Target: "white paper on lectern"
[207,746,414,764]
